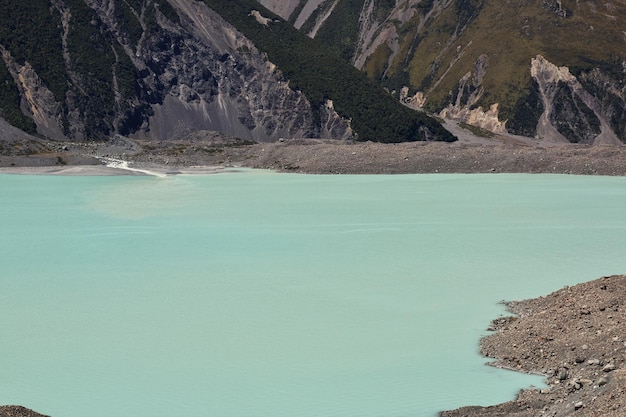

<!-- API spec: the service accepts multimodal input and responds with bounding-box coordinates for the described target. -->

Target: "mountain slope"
[261,0,626,144]
[0,0,338,142]
[203,0,454,142]
[0,0,455,143]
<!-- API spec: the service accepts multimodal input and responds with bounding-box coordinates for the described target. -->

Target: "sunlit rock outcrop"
[531,55,621,144]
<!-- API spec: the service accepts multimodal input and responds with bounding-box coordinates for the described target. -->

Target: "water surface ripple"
[2,172,626,417]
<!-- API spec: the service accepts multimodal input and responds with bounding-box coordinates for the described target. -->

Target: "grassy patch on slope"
[399,0,626,127]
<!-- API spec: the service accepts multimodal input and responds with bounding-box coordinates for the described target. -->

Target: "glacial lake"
[2,171,626,417]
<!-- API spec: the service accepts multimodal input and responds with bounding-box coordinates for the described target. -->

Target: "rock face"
[0,0,352,142]
[0,46,66,140]
[260,0,423,70]
[261,0,626,144]
[531,55,621,145]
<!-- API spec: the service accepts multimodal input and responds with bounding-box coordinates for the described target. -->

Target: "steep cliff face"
[0,0,352,142]
[530,55,621,145]
[128,0,351,142]
[259,0,343,36]
[0,46,66,140]
[260,0,416,66]
[262,0,626,143]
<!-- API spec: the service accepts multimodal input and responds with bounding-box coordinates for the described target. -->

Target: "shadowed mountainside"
[0,0,454,143]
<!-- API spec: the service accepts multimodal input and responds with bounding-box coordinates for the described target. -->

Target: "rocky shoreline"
[2,127,626,176]
[4,139,626,177]
[0,407,48,417]
[441,274,626,417]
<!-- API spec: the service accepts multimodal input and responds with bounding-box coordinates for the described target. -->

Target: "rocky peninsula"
[441,274,626,417]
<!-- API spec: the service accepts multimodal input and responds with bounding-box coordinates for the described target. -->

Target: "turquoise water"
[2,171,626,417]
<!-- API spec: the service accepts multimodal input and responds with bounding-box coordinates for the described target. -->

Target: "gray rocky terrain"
[0,406,48,417]
[2,122,626,176]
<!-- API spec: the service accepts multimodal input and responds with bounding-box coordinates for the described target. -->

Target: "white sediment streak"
[99,157,167,178]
